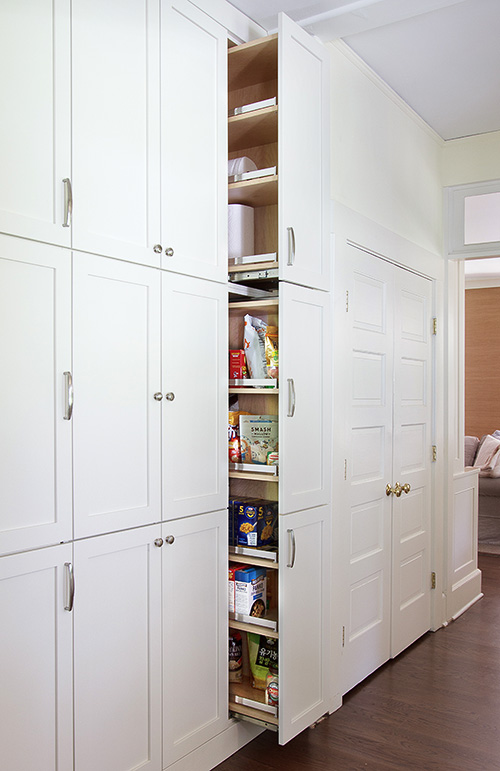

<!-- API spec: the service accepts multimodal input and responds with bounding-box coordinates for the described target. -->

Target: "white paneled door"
[339,246,433,694]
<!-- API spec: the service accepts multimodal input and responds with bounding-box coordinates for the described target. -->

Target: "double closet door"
[338,246,434,694]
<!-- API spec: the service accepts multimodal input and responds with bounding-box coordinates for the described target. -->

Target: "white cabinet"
[74,526,162,771]
[72,0,227,280]
[161,273,227,520]
[73,253,162,538]
[227,15,330,292]
[161,510,228,767]
[279,283,331,514]
[71,0,161,267]
[278,14,330,291]
[0,234,72,555]
[0,0,71,247]
[0,544,73,771]
[160,0,228,281]
[278,506,331,744]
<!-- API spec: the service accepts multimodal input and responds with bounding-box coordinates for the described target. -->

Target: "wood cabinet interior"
[228,34,278,263]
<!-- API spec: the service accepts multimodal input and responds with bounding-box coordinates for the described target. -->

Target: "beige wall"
[442,131,500,188]
[465,286,500,438]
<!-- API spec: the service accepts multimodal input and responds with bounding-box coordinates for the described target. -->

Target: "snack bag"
[244,315,267,379]
[264,326,279,379]
[247,634,278,690]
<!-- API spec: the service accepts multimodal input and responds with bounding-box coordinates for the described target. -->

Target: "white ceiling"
[228,0,500,140]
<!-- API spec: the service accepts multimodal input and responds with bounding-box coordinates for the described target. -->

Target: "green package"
[247,633,278,690]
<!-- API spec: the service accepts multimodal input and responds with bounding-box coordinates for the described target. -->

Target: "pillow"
[473,434,500,470]
[493,430,500,439]
[464,436,479,467]
[480,447,500,477]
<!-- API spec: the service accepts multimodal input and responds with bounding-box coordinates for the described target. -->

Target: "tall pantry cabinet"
[226,17,332,746]
[0,3,332,771]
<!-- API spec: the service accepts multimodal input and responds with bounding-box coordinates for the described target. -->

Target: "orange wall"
[465,287,500,438]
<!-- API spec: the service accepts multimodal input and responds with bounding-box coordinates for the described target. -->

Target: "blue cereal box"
[236,500,259,547]
[234,566,267,618]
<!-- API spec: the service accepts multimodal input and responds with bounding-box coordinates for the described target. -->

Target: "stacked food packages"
[228,631,279,706]
[228,498,278,549]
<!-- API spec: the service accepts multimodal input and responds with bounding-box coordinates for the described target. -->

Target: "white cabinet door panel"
[278,13,330,291]
[279,506,331,744]
[279,283,331,514]
[0,236,72,555]
[72,0,161,266]
[161,0,227,283]
[162,510,228,765]
[161,274,227,519]
[0,545,73,771]
[74,526,162,771]
[73,254,161,538]
[0,0,71,246]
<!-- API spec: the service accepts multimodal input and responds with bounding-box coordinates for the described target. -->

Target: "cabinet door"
[72,0,161,266]
[279,283,331,514]
[0,235,72,555]
[73,253,161,538]
[278,506,331,744]
[162,510,228,766]
[161,273,227,519]
[0,0,71,247]
[278,14,330,291]
[74,526,162,771]
[0,545,73,771]
[160,0,227,283]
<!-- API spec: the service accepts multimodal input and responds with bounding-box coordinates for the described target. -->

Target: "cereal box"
[234,566,267,618]
[239,415,278,465]
[228,563,248,613]
[236,500,259,546]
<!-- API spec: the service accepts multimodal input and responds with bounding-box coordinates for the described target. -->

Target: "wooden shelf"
[228,297,279,309]
[229,470,279,483]
[228,175,278,207]
[230,701,279,727]
[230,676,278,720]
[228,35,278,91]
[229,552,279,570]
[228,106,278,152]
[229,611,279,639]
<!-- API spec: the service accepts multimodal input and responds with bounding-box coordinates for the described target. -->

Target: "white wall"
[328,41,443,257]
[443,131,500,187]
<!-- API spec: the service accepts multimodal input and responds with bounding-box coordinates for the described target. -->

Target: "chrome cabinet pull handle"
[287,226,295,266]
[62,178,72,228]
[287,529,296,568]
[287,378,296,417]
[63,371,73,420]
[64,562,74,611]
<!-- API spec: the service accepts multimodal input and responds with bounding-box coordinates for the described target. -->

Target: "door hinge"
[342,626,346,647]
[346,290,349,312]
[432,445,437,462]
[344,459,347,480]
[432,317,437,335]
[431,572,436,590]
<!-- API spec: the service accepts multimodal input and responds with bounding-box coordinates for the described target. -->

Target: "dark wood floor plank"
[215,554,500,771]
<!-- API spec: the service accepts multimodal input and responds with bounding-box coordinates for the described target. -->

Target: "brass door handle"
[386,482,411,497]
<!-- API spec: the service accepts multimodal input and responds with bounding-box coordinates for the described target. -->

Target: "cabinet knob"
[154,538,164,547]
[165,392,175,401]
[153,392,163,401]
[165,247,174,257]
[165,535,175,545]
[153,244,162,254]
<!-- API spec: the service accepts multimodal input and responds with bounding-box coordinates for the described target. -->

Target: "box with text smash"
[239,414,278,465]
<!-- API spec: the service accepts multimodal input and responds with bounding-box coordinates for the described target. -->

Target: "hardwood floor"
[216,554,500,771]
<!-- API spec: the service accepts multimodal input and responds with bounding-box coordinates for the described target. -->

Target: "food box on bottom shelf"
[239,414,278,465]
[235,566,267,618]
